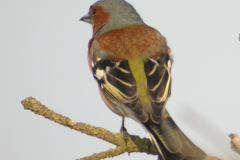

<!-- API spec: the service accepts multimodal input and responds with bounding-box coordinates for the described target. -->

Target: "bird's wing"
[92,57,149,123]
[90,49,171,124]
[145,53,172,124]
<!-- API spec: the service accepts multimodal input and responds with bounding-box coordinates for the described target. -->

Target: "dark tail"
[144,110,207,160]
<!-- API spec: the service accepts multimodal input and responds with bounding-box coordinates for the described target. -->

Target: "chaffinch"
[80,0,207,159]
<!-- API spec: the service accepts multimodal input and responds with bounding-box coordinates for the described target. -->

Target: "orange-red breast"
[80,0,207,159]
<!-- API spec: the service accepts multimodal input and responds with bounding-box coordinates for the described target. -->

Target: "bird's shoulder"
[89,25,169,61]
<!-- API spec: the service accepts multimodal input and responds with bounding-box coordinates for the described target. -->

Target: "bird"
[80,0,207,159]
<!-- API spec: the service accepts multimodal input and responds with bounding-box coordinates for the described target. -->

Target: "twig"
[229,134,240,155]
[21,97,223,160]
[21,97,157,159]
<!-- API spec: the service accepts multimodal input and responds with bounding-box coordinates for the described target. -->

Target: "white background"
[1,0,240,159]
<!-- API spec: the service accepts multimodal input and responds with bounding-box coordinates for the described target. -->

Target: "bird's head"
[80,0,144,36]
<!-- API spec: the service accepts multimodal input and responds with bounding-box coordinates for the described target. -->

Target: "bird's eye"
[92,9,97,15]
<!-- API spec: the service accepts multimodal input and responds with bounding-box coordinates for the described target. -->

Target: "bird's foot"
[120,117,129,145]
[120,125,128,145]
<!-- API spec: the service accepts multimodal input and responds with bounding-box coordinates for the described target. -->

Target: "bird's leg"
[120,117,128,145]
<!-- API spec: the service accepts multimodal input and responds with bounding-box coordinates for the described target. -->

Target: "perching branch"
[21,97,223,160]
[21,97,157,159]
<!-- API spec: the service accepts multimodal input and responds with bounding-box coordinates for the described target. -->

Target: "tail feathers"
[144,110,207,160]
